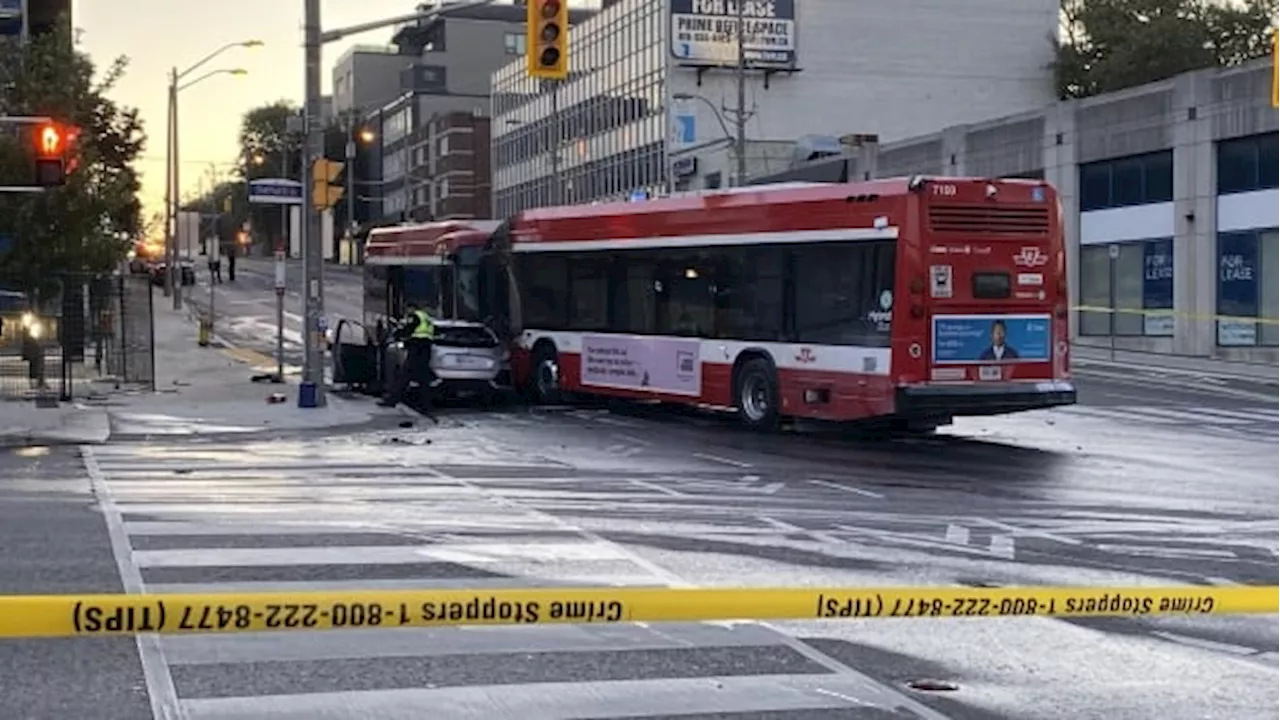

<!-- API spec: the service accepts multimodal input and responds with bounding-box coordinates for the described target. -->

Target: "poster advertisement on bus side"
[932,314,1051,364]
[581,335,702,396]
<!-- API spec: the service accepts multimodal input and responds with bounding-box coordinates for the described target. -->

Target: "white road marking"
[1151,631,1258,656]
[807,479,884,499]
[944,523,970,545]
[691,452,754,468]
[82,447,183,720]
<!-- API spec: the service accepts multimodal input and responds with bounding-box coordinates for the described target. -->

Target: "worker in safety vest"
[379,302,437,408]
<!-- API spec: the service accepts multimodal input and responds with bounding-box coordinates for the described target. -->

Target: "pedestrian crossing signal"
[33,123,66,187]
[527,0,568,80]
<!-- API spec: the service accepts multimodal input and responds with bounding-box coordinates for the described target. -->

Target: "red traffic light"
[540,0,560,19]
[37,124,63,157]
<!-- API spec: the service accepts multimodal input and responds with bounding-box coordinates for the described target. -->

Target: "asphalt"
[0,445,152,720]
[3,261,1276,719]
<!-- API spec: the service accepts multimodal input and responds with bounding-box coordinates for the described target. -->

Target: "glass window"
[1079,163,1111,212]
[568,257,610,330]
[1217,229,1279,347]
[714,247,785,341]
[1218,138,1257,195]
[1077,239,1173,337]
[503,32,526,55]
[655,251,715,337]
[1143,151,1174,203]
[517,254,569,329]
[793,240,896,347]
[1077,246,1111,335]
[1078,151,1174,210]
[1112,242,1145,336]
[610,251,657,334]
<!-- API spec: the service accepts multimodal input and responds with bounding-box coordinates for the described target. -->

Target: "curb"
[1072,357,1280,386]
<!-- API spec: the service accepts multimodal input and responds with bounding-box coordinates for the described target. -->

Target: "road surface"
[1,262,1275,719]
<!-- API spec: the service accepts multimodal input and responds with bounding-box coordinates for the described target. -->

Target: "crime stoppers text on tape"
[0,585,1275,638]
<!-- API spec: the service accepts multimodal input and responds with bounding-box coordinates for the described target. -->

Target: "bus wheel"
[735,359,780,431]
[531,345,562,405]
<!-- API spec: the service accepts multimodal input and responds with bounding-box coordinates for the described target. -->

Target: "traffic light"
[526,0,568,80]
[311,158,344,211]
[33,122,66,187]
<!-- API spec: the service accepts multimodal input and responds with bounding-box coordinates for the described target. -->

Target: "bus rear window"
[972,272,1011,299]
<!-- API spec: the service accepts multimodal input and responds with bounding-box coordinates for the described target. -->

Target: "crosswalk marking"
[83,442,935,720]
[1053,403,1278,430]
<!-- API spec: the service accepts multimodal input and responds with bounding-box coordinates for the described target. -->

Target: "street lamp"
[164,40,262,310]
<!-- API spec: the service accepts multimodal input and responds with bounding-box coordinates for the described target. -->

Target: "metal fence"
[0,271,155,400]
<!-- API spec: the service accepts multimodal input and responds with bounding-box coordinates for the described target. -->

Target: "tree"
[1056,0,1278,99]
[0,20,146,295]
[187,101,362,252]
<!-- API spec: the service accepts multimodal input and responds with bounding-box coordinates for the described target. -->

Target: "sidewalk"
[0,300,405,447]
[1072,345,1279,386]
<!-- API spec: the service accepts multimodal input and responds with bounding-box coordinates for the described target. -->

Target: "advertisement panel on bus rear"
[932,314,1051,364]
[581,334,701,396]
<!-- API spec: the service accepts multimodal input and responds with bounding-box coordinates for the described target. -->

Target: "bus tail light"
[909,276,925,294]
[910,304,925,319]
[1054,303,1067,319]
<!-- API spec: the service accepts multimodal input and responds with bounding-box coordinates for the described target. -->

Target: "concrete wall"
[751,58,1279,365]
[332,47,412,117]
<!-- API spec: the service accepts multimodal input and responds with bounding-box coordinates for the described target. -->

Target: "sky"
[74,0,438,222]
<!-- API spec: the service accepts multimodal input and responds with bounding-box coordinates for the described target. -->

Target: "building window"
[503,32,526,55]
[1216,229,1279,347]
[1217,133,1279,195]
[1078,151,1174,211]
[1078,239,1174,337]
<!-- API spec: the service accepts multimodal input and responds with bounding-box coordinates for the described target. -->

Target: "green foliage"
[0,19,145,293]
[1056,0,1278,99]
[187,101,358,250]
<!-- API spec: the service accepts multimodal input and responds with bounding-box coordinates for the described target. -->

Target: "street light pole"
[163,69,176,301]
[171,70,183,310]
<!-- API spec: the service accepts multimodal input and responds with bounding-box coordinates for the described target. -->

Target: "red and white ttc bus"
[357,177,1076,430]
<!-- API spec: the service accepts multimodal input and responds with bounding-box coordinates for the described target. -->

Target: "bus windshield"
[454,245,483,322]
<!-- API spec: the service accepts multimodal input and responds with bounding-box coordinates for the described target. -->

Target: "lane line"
[691,452,754,468]
[807,479,884,499]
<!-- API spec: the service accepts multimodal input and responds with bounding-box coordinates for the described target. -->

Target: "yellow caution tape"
[0,585,1274,638]
[1071,305,1279,325]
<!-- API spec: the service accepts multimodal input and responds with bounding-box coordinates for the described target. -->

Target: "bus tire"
[529,343,562,405]
[734,358,780,431]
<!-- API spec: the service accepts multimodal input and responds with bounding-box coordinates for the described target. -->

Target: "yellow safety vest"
[411,309,435,339]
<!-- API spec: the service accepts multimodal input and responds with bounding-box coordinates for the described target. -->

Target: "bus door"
[920,183,1062,385]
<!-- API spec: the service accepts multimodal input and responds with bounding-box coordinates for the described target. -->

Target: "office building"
[359,2,595,223]
[332,45,416,118]
[752,58,1278,365]
[490,0,1059,215]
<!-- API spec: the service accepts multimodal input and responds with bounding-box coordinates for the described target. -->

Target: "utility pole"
[722,0,753,186]
[301,0,326,408]
[299,0,497,408]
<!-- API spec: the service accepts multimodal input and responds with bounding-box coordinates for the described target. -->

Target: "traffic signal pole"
[300,0,496,408]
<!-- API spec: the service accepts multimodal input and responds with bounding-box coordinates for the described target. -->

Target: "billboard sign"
[248,178,303,205]
[669,0,797,70]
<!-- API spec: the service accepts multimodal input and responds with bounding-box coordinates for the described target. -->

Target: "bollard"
[197,316,211,347]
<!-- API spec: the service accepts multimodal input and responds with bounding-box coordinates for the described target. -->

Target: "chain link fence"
[0,271,155,400]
